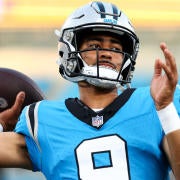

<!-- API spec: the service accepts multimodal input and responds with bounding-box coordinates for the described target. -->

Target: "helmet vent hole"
[59,51,64,57]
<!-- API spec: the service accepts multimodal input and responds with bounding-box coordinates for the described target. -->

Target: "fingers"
[159,42,178,82]
[153,59,162,77]
[160,42,176,70]
[12,91,25,114]
[160,42,167,51]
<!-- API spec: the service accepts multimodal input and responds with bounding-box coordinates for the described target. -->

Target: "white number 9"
[75,134,130,180]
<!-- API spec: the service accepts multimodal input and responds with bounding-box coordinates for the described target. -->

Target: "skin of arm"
[0,132,32,169]
[163,131,180,179]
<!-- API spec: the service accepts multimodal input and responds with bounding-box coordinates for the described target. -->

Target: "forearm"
[166,130,180,180]
[157,102,180,179]
[0,132,32,170]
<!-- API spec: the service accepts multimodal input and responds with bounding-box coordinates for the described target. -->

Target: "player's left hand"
[150,42,178,110]
[0,91,25,131]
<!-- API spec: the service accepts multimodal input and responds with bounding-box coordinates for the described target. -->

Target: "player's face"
[79,34,124,72]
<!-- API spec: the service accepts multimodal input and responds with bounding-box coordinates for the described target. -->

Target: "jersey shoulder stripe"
[25,102,41,152]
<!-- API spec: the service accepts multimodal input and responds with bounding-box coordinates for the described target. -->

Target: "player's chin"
[90,82,117,92]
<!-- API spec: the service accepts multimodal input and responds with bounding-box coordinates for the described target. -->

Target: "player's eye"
[110,46,122,51]
[111,47,119,51]
[88,44,100,49]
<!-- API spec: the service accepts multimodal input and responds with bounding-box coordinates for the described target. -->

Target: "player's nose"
[99,49,112,61]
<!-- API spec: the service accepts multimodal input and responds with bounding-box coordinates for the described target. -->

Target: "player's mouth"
[98,61,116,70]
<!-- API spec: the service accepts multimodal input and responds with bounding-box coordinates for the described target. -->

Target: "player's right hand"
[0,91,25,132]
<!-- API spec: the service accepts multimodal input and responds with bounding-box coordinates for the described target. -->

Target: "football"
[0,67,45,112]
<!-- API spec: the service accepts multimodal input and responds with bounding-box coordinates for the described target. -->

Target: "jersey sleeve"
[15,102,42,171]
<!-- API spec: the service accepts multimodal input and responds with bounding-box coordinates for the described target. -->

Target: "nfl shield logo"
[92,115,103,127]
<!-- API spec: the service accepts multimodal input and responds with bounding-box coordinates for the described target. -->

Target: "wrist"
[157,102,180,134]
[155,100,173,111]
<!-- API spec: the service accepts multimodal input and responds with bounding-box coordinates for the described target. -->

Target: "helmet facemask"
[80,49,133,89]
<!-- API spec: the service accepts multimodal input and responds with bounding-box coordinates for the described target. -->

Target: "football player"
[0,1,180,180]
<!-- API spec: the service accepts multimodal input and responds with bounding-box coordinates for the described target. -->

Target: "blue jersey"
[15,86,180,180]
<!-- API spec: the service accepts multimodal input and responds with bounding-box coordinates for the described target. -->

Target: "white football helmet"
[55,1,139,89]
